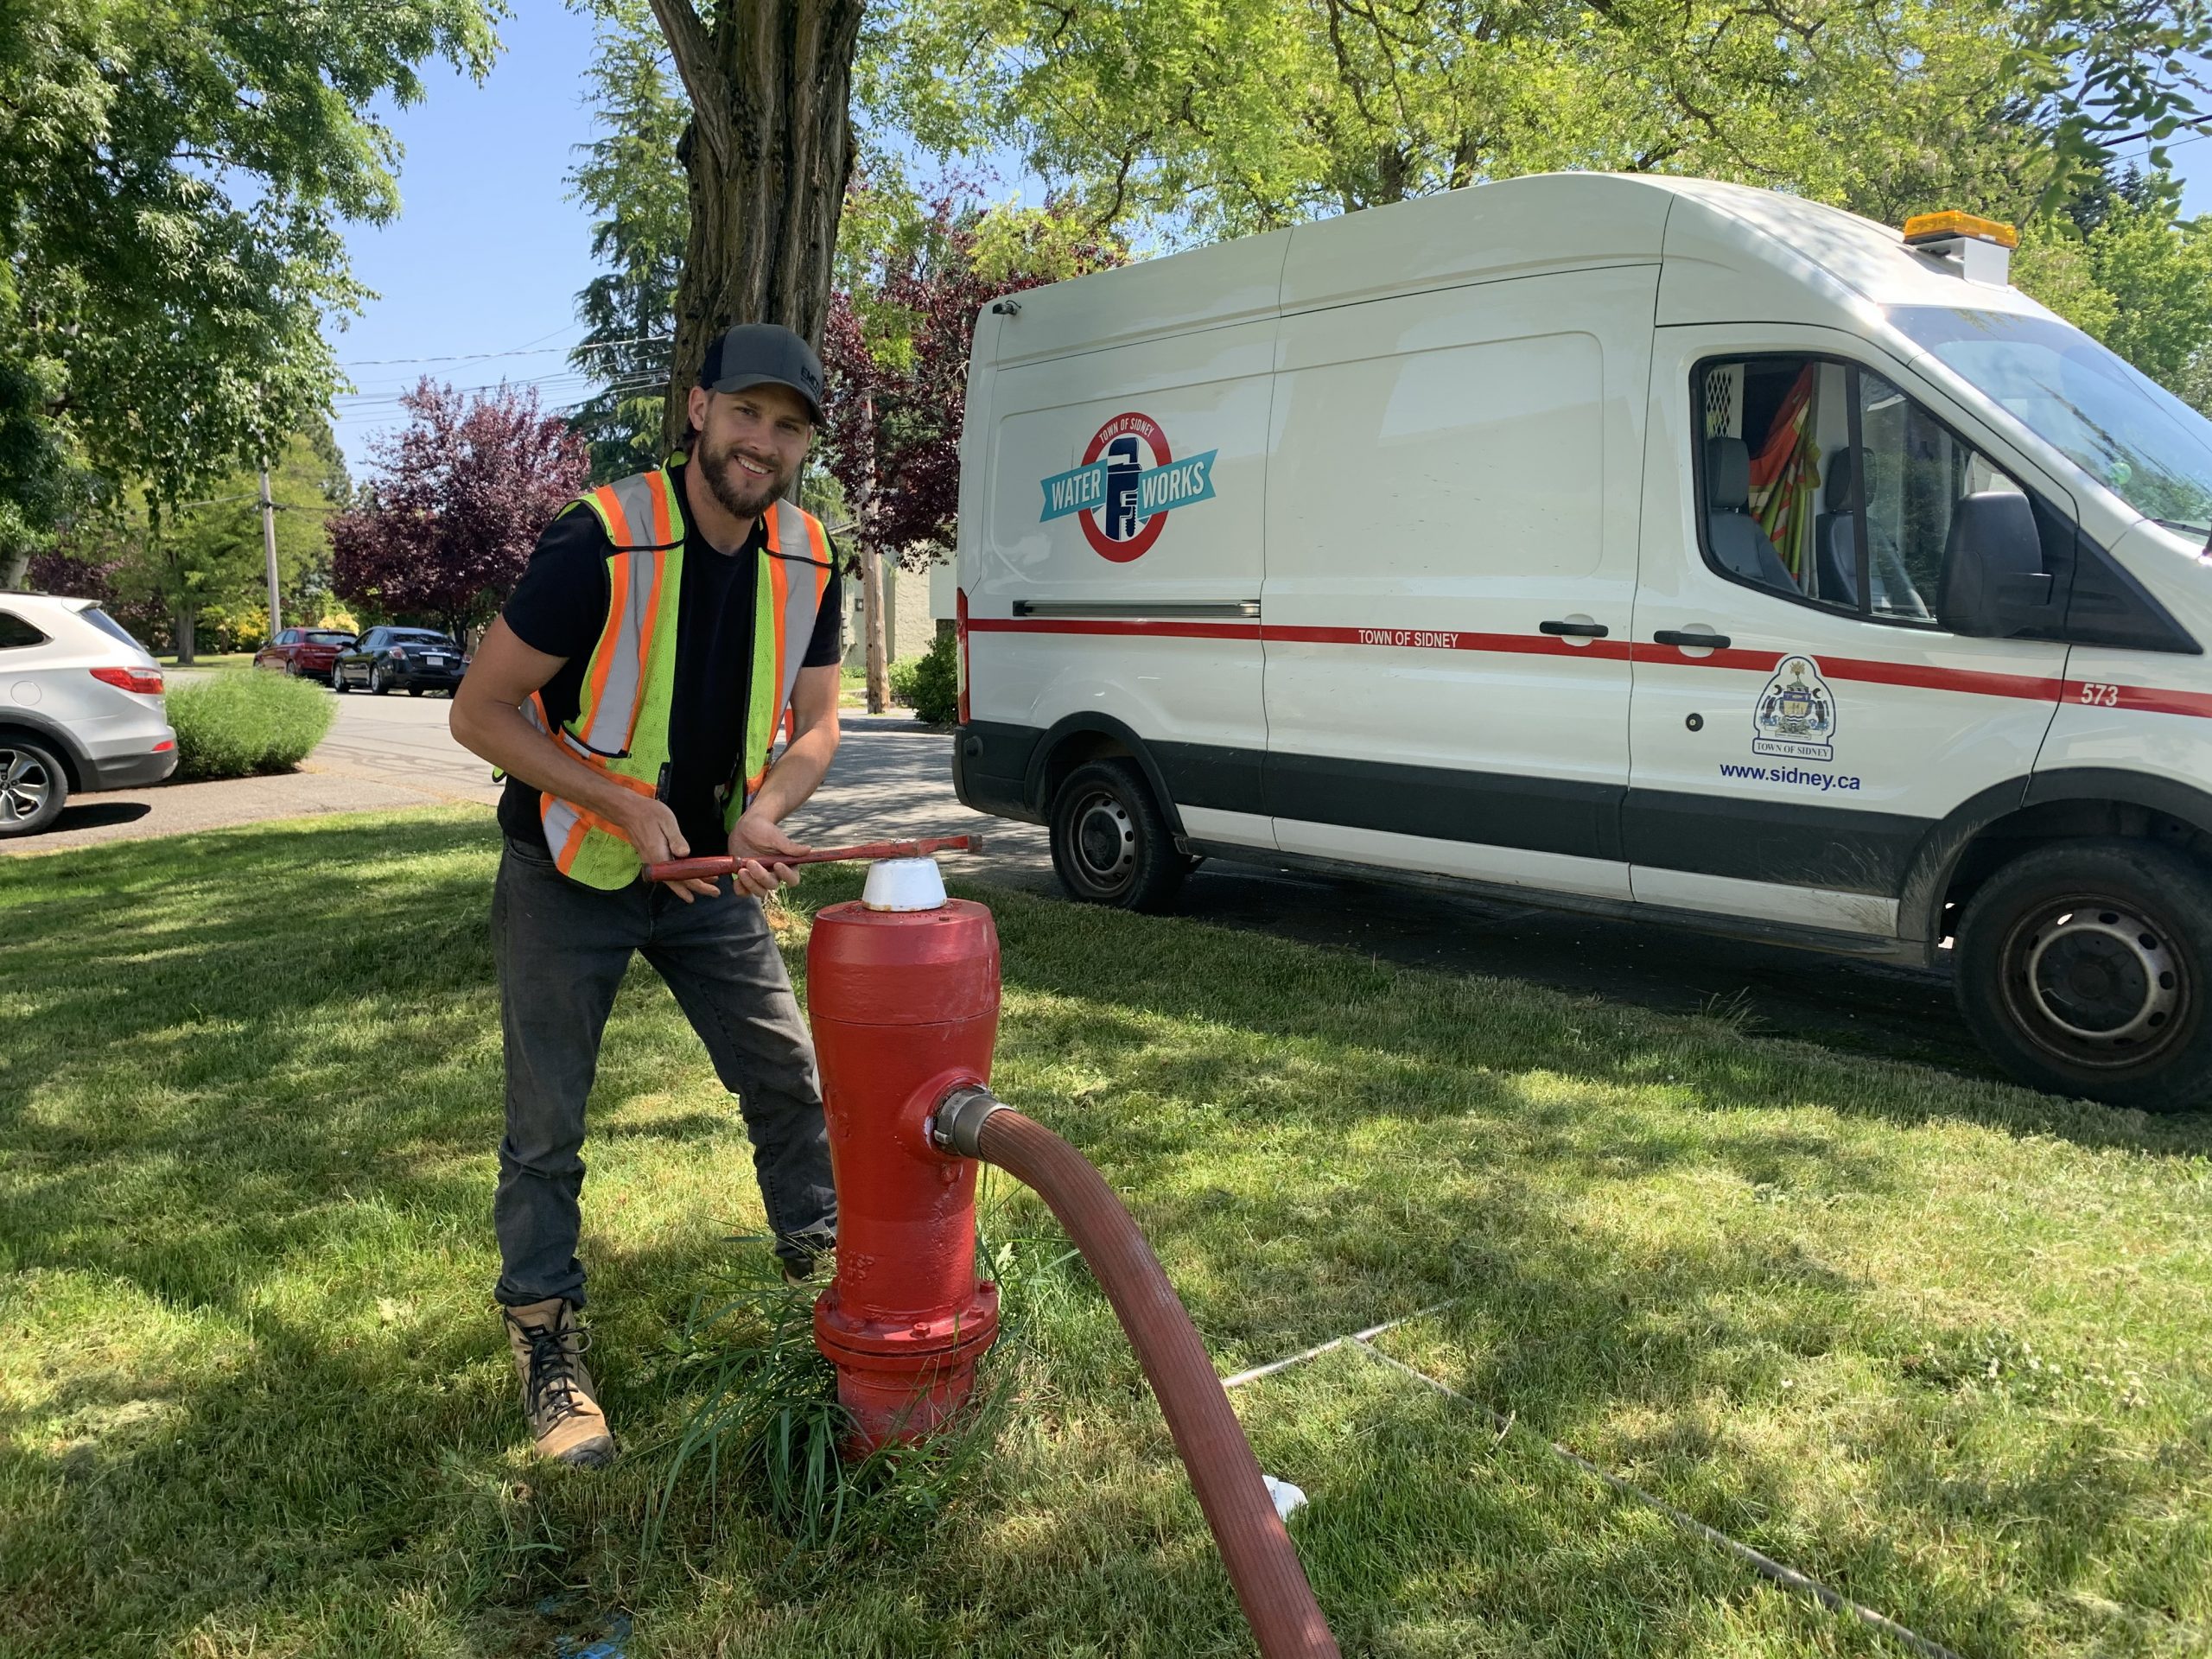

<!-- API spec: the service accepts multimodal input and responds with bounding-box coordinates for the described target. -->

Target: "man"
[450,323,844,1468]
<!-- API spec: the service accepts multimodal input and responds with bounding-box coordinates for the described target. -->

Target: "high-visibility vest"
[530,460,834,889]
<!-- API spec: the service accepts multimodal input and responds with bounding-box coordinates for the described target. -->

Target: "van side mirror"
[1939,492,2058,638]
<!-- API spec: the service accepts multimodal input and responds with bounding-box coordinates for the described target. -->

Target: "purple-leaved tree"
[331,380,589,640]
[818,195,1120,707]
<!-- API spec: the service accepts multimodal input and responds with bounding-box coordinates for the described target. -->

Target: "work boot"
[501,1298,615,1468]
[777,1231,835,1288]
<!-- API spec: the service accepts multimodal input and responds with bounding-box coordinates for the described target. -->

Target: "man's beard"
[698,432,792,520]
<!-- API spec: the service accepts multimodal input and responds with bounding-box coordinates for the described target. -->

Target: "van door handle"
[1539,620,1609,638]
[1652,629,1732,650]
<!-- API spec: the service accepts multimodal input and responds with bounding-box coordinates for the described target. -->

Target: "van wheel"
[1049,759,1185,912]
[1954,839,2212,1113]
[0,736,67,837]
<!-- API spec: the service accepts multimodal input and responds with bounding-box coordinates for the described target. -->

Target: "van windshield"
[1888,305,2212,537]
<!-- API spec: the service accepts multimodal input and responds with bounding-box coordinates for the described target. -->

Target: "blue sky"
[327,4,607,474]
[326,5,2212,479]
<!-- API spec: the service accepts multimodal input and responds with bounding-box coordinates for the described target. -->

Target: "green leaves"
[0,0,505,537]
[859,0,2212,245]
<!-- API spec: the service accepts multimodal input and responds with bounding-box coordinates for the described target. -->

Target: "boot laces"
[513,1315,592,1425]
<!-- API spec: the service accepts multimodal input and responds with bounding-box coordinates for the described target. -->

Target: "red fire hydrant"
[806,860,1001,1449]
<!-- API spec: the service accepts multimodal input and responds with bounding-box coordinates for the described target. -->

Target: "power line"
[332,367,675,438]
[333,361,672,414]
[336,332,673,368]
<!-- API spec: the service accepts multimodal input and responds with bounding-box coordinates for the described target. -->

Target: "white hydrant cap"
[861,855,948,912]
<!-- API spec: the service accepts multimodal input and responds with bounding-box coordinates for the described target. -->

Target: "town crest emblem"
[1753,656,1838,761]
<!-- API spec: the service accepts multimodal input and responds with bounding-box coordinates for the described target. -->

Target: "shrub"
[888,631,957,724]
[166,671,336,780]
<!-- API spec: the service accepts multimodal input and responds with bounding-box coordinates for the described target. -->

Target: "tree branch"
[645,0,730,172]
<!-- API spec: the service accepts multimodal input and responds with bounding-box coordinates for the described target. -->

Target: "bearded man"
[450,324,844,1467]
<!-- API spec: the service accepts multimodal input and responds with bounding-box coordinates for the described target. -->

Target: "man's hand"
[728,810,809,898]
[615,797,719,903]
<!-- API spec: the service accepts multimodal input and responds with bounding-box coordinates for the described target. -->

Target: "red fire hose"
[933,1086,1341,1659]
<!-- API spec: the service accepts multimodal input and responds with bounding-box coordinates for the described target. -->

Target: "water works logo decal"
[1753,655,1839,761]
[1038,412,1217,563]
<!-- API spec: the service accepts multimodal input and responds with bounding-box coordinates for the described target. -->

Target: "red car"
[254,627,357,678]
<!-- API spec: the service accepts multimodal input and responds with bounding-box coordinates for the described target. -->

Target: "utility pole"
[862,550,891,714]
[258,462,282,640]
[858,394,891,714]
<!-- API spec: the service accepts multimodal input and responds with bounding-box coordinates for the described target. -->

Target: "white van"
[950,174,2212,1111]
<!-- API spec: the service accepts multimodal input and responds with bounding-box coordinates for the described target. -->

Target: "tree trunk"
[861,546,889,713]
[651,0,867,452]
[175,605,197,666]
[0,546,29,589]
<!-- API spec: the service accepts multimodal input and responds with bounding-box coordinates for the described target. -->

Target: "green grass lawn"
[155,652,258,671]
[3,811,2209,1658]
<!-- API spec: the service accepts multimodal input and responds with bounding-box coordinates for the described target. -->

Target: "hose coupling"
[931,1084,1008,1158]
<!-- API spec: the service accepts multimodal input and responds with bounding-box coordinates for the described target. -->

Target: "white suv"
[0,592,177,836]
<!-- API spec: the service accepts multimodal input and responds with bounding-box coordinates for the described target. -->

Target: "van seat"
[1814,448,1859,606]
[1705,437,1797,594]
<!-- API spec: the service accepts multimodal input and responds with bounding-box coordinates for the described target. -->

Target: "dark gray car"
[331,626,469,696]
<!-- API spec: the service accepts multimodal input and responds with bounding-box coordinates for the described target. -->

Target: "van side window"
[0,612,48,649]
[1696,357,2036,628]
[1856,369,2021,626]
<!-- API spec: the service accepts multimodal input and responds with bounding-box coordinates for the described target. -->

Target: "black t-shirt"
[496,462,843,855]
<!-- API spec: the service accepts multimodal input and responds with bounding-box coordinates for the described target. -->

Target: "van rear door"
[963,245,1281,846]
[1627,331,2069,937]
[1260,266,1654,900]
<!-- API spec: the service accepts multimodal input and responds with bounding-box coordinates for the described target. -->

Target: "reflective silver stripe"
[605,471,670,548]
[770,499,828,717]
[574,472,674,757]
[576,542,660,754]
[541,791,586,869]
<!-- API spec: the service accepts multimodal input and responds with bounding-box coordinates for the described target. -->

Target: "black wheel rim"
[1068,787,1136,896]
[1999,893,2190,1071]
[0,749,52,824]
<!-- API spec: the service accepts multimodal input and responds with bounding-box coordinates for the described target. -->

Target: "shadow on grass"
[0,812,2205,1656]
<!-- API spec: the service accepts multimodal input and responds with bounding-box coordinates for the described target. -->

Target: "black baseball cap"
[696,323,825,423]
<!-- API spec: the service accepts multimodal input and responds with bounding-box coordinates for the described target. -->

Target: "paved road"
[20,680,1984,1077]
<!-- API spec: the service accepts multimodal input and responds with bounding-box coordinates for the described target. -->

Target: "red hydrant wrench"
[643,834,981,886]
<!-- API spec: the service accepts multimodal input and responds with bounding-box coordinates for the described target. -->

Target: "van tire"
[1954,839,2212,1113]
[1049,759,1185,912]
[0,734,68,837]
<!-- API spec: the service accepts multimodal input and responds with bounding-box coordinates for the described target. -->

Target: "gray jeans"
[490,835,836,1307]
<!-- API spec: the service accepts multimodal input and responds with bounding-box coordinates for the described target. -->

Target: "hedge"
[888,632,957,725]
[166,671,336,781]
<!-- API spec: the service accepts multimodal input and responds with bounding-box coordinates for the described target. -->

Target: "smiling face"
[685,382,814,523]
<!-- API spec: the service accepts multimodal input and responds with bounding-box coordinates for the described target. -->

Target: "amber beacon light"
[1902,211,2019,250]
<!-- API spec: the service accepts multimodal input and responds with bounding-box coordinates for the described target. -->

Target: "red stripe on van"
[1266,624,1636,662]
[965,617,1263,640]
[970,614,2212,719]
[1634,643,2069,702]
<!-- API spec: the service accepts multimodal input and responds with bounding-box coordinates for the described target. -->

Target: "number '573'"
[2078,681,2121,707]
